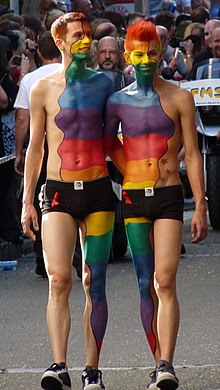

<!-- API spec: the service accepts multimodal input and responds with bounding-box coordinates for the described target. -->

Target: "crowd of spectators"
[0,0,219,265]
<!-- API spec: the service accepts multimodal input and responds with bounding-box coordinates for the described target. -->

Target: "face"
[76,0,93,19]
[60,21,92,60]
[191,0,202,9]
[156,26,169,53]
[125,39,161,78]
[211,28,220,58]
[97,39,120,71]
[204,21,219,48]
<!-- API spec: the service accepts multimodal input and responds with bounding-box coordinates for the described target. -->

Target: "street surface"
[0,209,219,390]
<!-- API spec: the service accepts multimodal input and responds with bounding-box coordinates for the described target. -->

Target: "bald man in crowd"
[96,36,135,91]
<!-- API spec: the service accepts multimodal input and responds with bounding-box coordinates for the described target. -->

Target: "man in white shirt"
[14,31,61,277]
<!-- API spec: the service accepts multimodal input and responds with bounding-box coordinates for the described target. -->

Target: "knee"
[138,275,151,298]
[49,273,72,298]
[154,272,176,297]
[84,263,107,301]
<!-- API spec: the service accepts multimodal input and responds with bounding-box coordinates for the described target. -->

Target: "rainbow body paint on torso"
[55,68,113,181]
[105,82,175,189]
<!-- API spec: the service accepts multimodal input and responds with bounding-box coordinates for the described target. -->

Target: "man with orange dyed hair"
[105,20,208,389]
[21,12,125,390]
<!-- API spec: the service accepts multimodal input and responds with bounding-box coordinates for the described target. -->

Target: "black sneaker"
[82,366,105,390]
[156,360,179,390]
[147,368,159,389]
[41,362,71,390]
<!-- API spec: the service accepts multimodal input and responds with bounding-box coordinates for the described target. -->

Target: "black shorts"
[40,176,115,220]
[122,185,184,222]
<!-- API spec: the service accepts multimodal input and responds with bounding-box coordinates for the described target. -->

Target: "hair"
[37,31,61,60]
[22,15,45,39]
[0,13,24,27]
[51,12,86,40]
[125,20,161,52]
[39,0,58,16]
[191,6,210,24]
[0,35,12,70]
[93,22,117,40]
[43,9,65,31]
[175,13,192,28]
[174,20,192,40]
[125,12,145,27]
[0,20,21,34]
[13,29,27,54]
[90,17,110,38]
[154,11,175,32]
[184,22,204,39]
[100,10,126,31]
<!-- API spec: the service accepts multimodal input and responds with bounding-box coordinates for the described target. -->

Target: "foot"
[156,360,179,390]
[147,369,159,389]
[82,366,105,389]
[41,362,71,390]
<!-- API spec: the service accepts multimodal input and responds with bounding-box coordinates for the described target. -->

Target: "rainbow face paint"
[65,21,92,61]
[126,39,161,79]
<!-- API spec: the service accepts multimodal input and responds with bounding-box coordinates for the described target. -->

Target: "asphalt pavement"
[0,208,219,390]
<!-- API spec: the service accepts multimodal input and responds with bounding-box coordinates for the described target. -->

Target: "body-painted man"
[21,12,124,390]
[105,21,208,390]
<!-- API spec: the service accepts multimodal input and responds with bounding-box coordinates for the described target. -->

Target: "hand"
[168,54,178,71]
[24,38,37,60]
[20,55,30,76]
[191,206,208,243]
[21,204,39,241]
[184,39,193,57]
[8,54,22,70]
[14,154,25,176]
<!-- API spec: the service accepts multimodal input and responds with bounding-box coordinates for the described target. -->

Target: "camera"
[12,55,22,66]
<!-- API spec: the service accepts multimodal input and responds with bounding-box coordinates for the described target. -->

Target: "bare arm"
[180,90,208,242]
[21,82,46,240]
[14,108,29,175]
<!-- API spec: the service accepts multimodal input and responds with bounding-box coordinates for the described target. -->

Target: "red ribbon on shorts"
[51,192,60,207]
[122,191,132,205]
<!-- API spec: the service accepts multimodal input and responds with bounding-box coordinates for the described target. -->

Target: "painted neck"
[135,72,154,94]
[64,55,88,82]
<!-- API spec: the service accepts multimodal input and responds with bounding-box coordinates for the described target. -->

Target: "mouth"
[79,47,90,52]
[139,65,153,70]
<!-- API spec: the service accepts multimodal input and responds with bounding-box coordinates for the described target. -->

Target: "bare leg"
[42,211,78,363]
[153,218,183,363]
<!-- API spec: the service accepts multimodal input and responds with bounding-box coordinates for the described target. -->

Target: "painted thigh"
[124,217,157,355]
[81,211,114,356]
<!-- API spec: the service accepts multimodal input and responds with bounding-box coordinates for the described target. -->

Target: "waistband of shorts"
[46,176,111,190]
[122,185,183,196]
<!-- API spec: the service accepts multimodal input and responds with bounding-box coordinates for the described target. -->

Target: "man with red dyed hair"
[105,20,208,389]
[21,12,124,390]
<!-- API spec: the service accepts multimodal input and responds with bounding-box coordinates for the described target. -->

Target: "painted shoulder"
[108,81,137,104]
